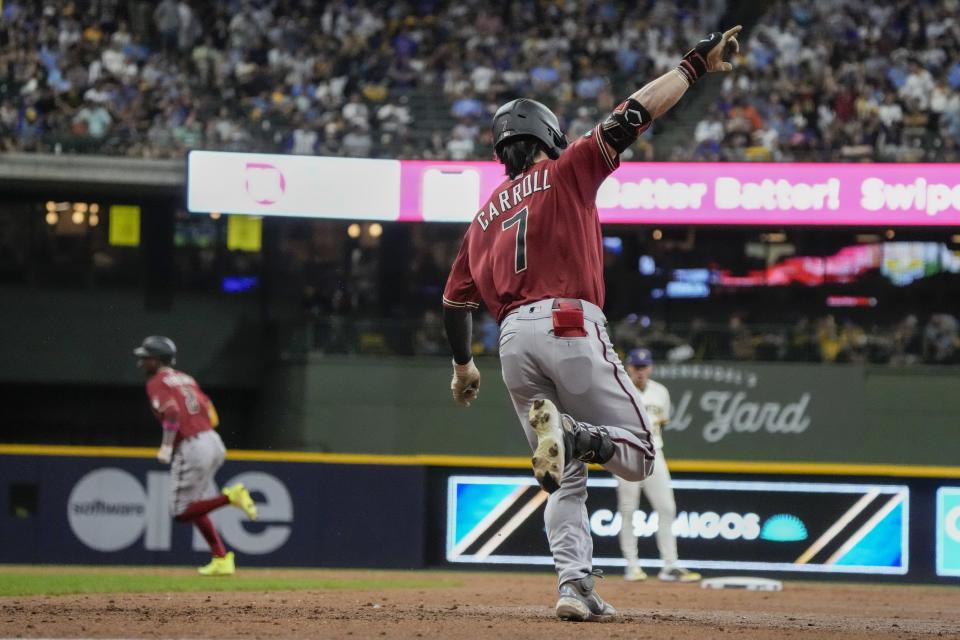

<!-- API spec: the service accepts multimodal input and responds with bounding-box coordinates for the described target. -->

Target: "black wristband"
[676,31,723,85]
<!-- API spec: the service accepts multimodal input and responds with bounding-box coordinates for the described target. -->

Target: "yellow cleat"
[624,565,648,582]
[223,483,258,521]
[198,551,235,576]
[658,566,701,582]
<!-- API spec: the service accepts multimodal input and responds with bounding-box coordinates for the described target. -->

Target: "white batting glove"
[156,444,173,464]
[451,359,481,407]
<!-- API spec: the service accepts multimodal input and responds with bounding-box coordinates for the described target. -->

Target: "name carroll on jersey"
[476,169,552,231]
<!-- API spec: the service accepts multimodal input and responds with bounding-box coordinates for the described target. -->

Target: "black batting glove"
[677,25,742,84]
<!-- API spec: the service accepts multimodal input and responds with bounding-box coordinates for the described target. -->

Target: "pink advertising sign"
[188,151,960,226]
[399,161,960,226]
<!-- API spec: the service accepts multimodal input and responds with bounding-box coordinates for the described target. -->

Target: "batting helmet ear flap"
[492,99,567,159]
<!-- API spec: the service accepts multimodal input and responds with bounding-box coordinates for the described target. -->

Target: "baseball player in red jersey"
[442,27,741,621]
[134,336,258,576]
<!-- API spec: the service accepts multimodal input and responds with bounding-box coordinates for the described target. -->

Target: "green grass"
[0,570,462,597]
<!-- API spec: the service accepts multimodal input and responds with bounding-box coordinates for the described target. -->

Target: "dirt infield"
[1,568,958,639]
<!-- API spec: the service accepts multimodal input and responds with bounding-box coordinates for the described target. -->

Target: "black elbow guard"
[600,98,653,153]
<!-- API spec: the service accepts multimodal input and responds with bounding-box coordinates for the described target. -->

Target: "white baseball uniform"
[616,378,680,567]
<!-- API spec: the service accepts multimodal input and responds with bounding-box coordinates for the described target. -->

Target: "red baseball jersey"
[145,367,216,446]
[443,125,620,323]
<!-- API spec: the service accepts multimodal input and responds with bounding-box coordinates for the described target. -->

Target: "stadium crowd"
[2,0,958,162]
[304,302,960,366]
[606,312,960,365]
[0,0,724,158]
[681,0,960,162]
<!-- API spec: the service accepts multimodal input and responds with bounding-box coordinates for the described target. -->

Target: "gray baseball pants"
[499,298,656,586]
[170,429,226,517]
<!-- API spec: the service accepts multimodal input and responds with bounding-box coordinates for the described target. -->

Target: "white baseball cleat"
[529,398,565,493]
[624,565,648,581]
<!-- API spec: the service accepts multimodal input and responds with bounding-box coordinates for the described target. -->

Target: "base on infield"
[701,576,784,591]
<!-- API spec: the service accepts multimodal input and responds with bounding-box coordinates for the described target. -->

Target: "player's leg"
[173,433,229,522]
[540,317,655,482]
[194,479,233,576]
[205,430,258,519]
[501,317,593,584]
[644,450,700,582]
[174,494,229,520]
[195,486,235,576]
[512,391,596,586]
[544,458,591,585]
[616,478,646,580]
[170,434,234,574]
[169,439,208,521]
[501,313,616,621]
[643,450,677,565]
[193,514,227,557]
[191,432,235,575]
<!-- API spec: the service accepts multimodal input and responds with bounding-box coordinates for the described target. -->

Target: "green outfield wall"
[262,357,960,466]
[0,283,956,465]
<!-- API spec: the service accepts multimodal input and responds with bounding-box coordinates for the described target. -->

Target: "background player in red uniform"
[442,27,741,621]
[134,336,259,576]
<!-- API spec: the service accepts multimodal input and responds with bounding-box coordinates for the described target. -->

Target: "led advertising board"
[188,151,960,226]
[446,476,909,574]
[936,487,960,577]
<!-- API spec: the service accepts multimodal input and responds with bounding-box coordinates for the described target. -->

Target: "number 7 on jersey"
[502,207,528,273]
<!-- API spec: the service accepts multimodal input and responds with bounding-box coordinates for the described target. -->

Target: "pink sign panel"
[399,161,960,226]
[188,151,960,226]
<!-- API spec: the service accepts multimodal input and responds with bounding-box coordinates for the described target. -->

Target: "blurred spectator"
[153,0,180,53]
[786,317,817,362]
[816,315,842,363]
[923,314,959,364]
[413,310,445,355]
[445,127,475,161]
[891,315,923,366]
[729,316,757,360]
[342,94,370,130]
[837,321,868,364]
[900,61,935,111]
[694,107,724,146]
[290,120,319,155]
[72,102,112,139]
[342,125,373,158]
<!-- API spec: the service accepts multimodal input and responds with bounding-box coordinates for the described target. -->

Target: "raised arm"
[599,26,742,156]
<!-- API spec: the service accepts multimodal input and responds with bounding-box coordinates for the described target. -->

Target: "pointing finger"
[723,25,743,41]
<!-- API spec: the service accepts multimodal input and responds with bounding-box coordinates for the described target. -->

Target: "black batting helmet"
[492,98,568,159]
[133,336,177,364]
